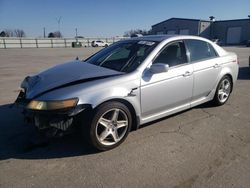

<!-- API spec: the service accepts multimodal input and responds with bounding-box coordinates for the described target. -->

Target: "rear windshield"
[86,40,158,73]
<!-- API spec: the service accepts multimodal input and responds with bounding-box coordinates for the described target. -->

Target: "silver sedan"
[15,35,239,150]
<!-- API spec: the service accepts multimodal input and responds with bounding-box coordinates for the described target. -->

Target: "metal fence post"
[20,38,23,48]
[51,39,53,48]
[35,38,38,48]
[87,39,90,47]
[64,38,67,48]
[3,38,6,49]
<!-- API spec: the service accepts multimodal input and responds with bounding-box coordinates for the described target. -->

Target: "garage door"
[179,29,189,35]
[227,27,242,44]
[167,30,176,35]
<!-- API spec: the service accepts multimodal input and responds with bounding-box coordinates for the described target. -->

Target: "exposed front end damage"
[15,90,91,137]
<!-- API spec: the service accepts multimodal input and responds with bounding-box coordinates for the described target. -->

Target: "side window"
[208,43,218,57]
[185,40,217,62]
[153,41,187,67]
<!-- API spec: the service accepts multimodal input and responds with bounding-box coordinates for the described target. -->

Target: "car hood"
[24,61,122,99]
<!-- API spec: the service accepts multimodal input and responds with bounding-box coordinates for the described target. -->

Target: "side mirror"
[149,63,169,74]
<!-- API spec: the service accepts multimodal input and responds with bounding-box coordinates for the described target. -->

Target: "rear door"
[184,39,221,103]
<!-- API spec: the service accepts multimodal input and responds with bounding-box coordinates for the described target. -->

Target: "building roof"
[214,18,250,23]
[152,17,250,27]
[152,17,210,27]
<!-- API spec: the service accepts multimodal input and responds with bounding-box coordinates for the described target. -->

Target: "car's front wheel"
[213,75,232,106]
[88,102,132,151]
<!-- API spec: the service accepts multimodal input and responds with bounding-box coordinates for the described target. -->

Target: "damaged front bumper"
[24,104,88,131]
[15,91,91,136]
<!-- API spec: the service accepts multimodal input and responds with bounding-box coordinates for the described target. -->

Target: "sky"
[0,0,249,37]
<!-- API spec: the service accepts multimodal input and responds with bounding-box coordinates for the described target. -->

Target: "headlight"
[27,98,78,110]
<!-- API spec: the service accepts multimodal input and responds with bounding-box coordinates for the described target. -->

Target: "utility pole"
[43,27,46,38]
[209,16,215,39]
[75,28,78,37]
[56,16,62,37]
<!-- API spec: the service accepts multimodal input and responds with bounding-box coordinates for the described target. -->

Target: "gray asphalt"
[0,46,250,188]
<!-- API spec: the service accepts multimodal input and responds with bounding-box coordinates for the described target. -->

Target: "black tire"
[212,75,232,106]
[105,44,108,47]
[95,44,98,47]
[86,101,132,151]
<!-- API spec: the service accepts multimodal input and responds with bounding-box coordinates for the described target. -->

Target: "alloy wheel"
[95,108,128,146]
[218,78,231,103]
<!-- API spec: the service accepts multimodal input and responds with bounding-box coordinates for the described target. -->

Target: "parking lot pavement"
[0,47,250,188]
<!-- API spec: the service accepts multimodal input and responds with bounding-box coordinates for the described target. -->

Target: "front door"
[140,41,193,122]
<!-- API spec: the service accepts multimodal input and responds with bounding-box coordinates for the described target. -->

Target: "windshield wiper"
[120,54,137,72]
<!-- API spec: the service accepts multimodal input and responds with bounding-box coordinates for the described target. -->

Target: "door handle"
[213,63,220,68]
[183,71,192,77]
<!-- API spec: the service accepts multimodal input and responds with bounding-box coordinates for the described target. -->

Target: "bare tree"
[3,29,14,37]
[0,29,26,37]
[14,29,26,37]
[0,31,7,37]
[48,31,62,38]
[48,32,55,38]
[53,31,62,38]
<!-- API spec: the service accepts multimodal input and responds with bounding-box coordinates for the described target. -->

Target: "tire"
[87,102,132,151]
[212,75,232,106]
[95,44,98,47]
[105,44,108,47]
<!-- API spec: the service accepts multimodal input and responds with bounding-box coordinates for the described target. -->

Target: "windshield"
[86,40,158,73]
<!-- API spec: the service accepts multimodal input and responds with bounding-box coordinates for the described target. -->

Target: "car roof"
[128,35,210,42]
[129,35,175,42]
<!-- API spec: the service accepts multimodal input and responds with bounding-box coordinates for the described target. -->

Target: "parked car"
[131,34,143,38]
[15,35,239,151]
[91,40,109,47]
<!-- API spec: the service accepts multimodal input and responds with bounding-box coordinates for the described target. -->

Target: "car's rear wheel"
[213,75,232,106]
[88,102,132,151]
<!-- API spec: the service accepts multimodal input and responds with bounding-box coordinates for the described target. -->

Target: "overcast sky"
[0,0,249,37]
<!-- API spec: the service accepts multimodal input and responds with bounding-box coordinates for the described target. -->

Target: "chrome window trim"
[183,39,219,64]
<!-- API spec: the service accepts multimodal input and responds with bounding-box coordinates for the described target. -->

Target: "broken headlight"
[27,98,78,111]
